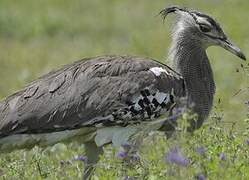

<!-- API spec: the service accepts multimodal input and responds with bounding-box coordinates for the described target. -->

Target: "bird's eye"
[199,25,211,33]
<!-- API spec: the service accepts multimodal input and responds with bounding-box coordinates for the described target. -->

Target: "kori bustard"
[0,6,246,179]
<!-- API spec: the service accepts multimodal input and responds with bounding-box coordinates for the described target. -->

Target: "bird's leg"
[159,109,177,138]
[83,141,103,180]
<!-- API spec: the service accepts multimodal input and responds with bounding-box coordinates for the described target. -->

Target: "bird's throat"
[169,36,216,129]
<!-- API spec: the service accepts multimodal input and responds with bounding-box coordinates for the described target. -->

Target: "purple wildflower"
[219,152,226,161]
[121,143,132,151]
[195,146,206,155]
[116,150,128,158]
[117,142,141,163]
[245,139,249,145]
[72,155,88,163]
[196,173,206,180]
[124,176,135,180]
[168,107,184,121]
[116,150,140,162]
[165,146,189,167]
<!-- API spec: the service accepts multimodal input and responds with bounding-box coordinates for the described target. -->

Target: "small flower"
[121,143,132,151]
[174,107,185,114]
[219,152,226,161]
[168,107,184,121]
[195,173,206,180]
[117,142,140,163]
[195,146,206,155]
[72,155,88,163]
[245,139,249,145]
[116,150,128,158]
[124,176,135,180]
[165,146,189,167]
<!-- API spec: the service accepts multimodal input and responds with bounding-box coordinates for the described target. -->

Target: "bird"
[0,5,246,179]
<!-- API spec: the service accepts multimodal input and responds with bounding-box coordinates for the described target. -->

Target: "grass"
[0,0,248,179]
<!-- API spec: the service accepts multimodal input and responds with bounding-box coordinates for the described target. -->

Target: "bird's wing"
[0,55,185,137]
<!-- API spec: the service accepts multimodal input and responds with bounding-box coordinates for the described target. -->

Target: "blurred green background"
[0,0,248,126]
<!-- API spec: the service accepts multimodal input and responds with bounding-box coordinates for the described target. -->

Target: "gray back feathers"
[0,55,185,138]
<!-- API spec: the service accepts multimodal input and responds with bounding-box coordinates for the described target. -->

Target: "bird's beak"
[218,39,246,60]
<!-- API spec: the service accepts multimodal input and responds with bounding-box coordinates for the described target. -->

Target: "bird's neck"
[169,34,216,130]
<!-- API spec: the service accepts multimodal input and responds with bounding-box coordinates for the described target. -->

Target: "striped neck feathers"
[169,27,216,128]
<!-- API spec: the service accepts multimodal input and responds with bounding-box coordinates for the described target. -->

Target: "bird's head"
[160,6,246,60]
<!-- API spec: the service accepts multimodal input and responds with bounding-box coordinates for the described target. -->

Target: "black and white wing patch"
[84,89,175,127]
[81,62,185,128]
